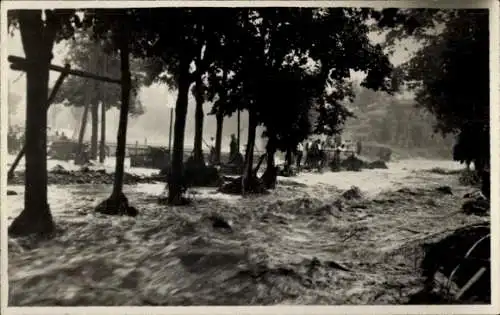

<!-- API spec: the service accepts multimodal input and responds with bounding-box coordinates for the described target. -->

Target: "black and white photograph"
[0,0,498,312]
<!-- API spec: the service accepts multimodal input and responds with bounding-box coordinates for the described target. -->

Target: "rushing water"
[6,156,462,222]
[8,155,486,306]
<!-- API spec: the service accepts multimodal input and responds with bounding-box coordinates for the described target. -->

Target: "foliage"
[53,29,145,116]
[82,8,244,203]
[7,9,83,44]
[373,9,490,166]
[202,8,397,159]
[344,84,455,158]
[260,66,323,151]
[244,8,394,151]
[312,80,356,136]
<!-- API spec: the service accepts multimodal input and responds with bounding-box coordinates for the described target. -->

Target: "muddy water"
[6,158,462,221]
[291,159,463,196]
[8,157,481,306]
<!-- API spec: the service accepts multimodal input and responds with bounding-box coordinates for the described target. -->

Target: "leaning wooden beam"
[8,55,121,85]
[7,64,71,179]
[455,267,487,300]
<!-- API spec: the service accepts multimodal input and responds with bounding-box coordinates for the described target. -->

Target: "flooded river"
[6,156,463,221]
[7,156,485,306]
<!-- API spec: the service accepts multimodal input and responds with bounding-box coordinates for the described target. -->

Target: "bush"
[340,155,365,171]
[366,160,388,169]
[458,169,481,186]
[184,157,223,187]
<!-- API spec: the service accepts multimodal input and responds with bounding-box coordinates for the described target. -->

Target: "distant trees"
[8,91,21,115]
[346,84,455,157]
[54,29,145,162]
[7,91,22,128]
[374,9,490,170]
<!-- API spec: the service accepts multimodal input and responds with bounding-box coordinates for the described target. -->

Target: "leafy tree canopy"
[240,8,395,148]
[53,29,145,116]
[373,9,489,166]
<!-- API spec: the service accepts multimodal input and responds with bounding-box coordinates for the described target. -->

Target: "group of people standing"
[205,132,362,173]
[293,137,363,172]
[293,139,327,170]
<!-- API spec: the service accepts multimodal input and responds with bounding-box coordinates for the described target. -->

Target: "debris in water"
[218,176,268,195]
[207,214,233,233]
[397,187,418,195]
[340,155,364,171]
[425,198,438,207]
[51,164,69,174]
[333,199,344,211]
[342,186,363,200]
[8,168,157,186]
[435,186,453,195]
[462,199,489,216]
[367,160,388,169]
[94,193,138,217]
[326,260,352,272]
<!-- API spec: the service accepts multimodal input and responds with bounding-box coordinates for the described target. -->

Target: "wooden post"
[7,64,70,179]
[455,267,487,300]
[237,108,241,153]
[99,101,106,163]
[169,107,173,163]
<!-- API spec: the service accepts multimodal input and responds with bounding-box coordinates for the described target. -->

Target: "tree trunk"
[193,74,205,164]
[168,107,173,161]
[110,29,131,200]
[262,134,277,189]
[100,46,109,164]
[266,135,277,171]
[237,108,241,153]
[214,68,227,164]
[76,100,91,164]
[285,149,293,169]
[90,101,99,160]
[99,101,106,163]
[168,57,192,205]
[215,112,224,164]
[243,109,257,191]
[9,10,55,236]
[89,48,99,161]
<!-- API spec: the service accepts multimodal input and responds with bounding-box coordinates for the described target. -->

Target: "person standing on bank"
[229,134,238,163]
[296,141,304,170]
[209,137,216,165]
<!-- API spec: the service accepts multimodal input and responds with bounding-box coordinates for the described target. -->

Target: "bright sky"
[6,18,419,149]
